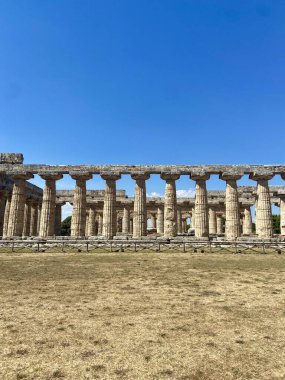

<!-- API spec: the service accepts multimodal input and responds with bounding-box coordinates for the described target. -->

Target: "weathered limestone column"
[161,173,180,238]
[102,174,121,239]
[250,174,273,238]
[97,213,103,235]
[220,174,242,240]
[122,206,130,234]
[190,208,195,229]
[132,174,150,238]
[129,218,133,234]
[30,201,39,236]
[190,174,210,238]
[2,193,11,238]
[85,211,89,234]
[7,173,33,238]
[87,205,96,236]
[39,173,63,238]
[177,207,182,234]
[182,218,186,233]
[0,191,7,236]
[151,213,157,229]
[22,200,32,236]
[242,205,253,235]
[208,207,217,234]
[37,204,42,235]
[216,213,223,234]
[70,173,92,238]
[157,206,164,234]
[55,203,63,236]
[280,197,285,235]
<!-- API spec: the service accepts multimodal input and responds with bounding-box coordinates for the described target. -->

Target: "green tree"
[272,214,280,234]
[61,216,71,236]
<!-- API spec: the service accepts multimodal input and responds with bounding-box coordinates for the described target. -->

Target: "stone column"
[30,201,39,236]
[157,206,164,234]
[190,208,195,229]
[161,173,180,238]
[87,205,96,236]
[129,218,133,234]
[216,213,223,234]
[39,174,63,238]
[280,197,285,235]
[102,174,121,239]
[220,174,242,240]
[2,193,11,238]
[243,205,253,235]
[131,174,149,238]
[250,174,273,238]
[37,204,42,235]
[22,200,32,236]
[182,218,186,233]
[122,206,130,234]
[208,207,217,234]
[117,215,122,233]
[177,207,182,234]
[0,191,7,236]
[97,213,103,235]
[7,173,33,238]
[151,213,157,229]
[70,173,92,238]
[190,174,210,238]
[55,203,63,236]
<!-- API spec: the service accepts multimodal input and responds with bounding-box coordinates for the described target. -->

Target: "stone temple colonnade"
[1,153,285,241]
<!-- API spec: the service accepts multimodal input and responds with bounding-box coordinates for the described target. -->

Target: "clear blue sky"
[1,0,285,199]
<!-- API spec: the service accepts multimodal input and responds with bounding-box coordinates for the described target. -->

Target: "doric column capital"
[39,173,63,181]
[10,172,34,181]
[219,173,242,181]
[101,174,121,181]
[190,173,210,181]
[160,173,180,181]
[249,173,274,181]
[70,172,92,181]
[131,173,150,181]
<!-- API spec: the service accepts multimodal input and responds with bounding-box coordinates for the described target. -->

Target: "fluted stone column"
[0,191,7,236]
[151,213,157,229]
[7,173,33,238]
[209,207,217,234]
[161,174,180,238]
[55,203,63,236]
[97,213,103,235]
[157,206,164,234]
[3,194,11,238]
[30,201,39,236]
[85,211,89,235]
[132,174,150,238]
[39,174,62,238]
[242,205,253,235]
[250,174,273,238]
[102,174,121,239]
[130,218,133,234]
[280,197,285,235]
[190,208,195,229]
[37,204,42,235]
[216,213,223,234]
[22,200,32,236]
[191,174,210,238]
[71,173,92,238]
[122,206,130,234]
[87,205,96,236]
[177,207,182,234]
[220,174,242,240]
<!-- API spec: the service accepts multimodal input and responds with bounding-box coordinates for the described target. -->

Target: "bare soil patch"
[1,251,285,379]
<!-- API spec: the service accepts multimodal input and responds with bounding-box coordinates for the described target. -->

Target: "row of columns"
[0,172,278,239]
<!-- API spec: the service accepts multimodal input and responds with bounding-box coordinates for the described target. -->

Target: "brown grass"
[0,251,285,379]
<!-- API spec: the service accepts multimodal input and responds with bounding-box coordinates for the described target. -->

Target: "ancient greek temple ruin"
[1,153,285,242]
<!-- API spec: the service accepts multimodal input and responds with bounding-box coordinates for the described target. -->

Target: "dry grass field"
[1,251,285,380]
